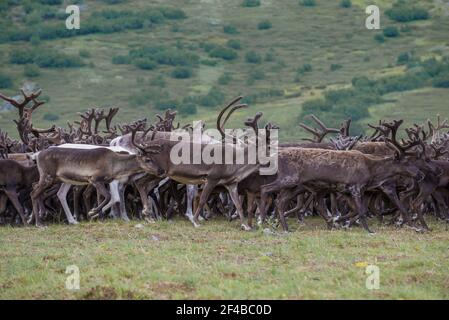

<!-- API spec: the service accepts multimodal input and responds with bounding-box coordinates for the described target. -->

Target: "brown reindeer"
[0,159,39,224]
[29,146,163,226]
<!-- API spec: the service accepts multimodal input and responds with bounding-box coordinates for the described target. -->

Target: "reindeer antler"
[244,112,263,134]
[299,114,340,143]
[216,96,247,141]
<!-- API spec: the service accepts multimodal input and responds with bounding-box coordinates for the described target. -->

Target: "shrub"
[199,87,225,107]
[330,64,342,71]
[374,34,385,43]
[155,99,178,110]
[43,113,60,121]
[248,68,265,80]
[209,47,238,61]
[178,102,197,115]
[171,66,193,79]
[242,0,260,7]
[99,0,127,4]
[200,59,218,66]
[9,49,35,64]
[383,26,399,38]
[257,20,272,30]
[160,7,187,20]
[150,75,166,87]
[0,74,12,88]
[223,25,239,35]
[386,3,429,22]
[245,51,262,64]
[34,51,84,68]
[218,73,232,85]
[79,49,91,58]
[24,64,40,77]
[300,0,316,7]
[112,55,130,64]
[133,58,157,70]
[433,73,449,88]
[298,63,312,73]
[30,34,41,46]
[396,52,411,65]
[227,39,241,50]
[39,0,63,4]
[340,0,352,8]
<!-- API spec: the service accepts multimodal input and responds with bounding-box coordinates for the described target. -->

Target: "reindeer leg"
[192,180,218,228]
[4,186,28,225]
[88,181,111,220]
[31,175,53,227]
[349,186,373,234]
[226,183,251,231]
[276,189,293,232]
[57,183,78,225]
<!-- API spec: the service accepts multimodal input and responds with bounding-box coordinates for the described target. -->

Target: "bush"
[374,34,385,43]
[178,102,197,116]
[227,39,241,50]
[155,99,178,111]
[35,51,84,68]
[171,67,193,79]
[257,20,272,30]
[330,64,342,71]
[0,74,12,88]
[396,52,411,65]
[433,73,449,88]
[112,55,130,64]
[223,25,239,35]
[24,64,40,77]
[150,75,166,87]
[9,49,35,64]
[133,58,157,70]
[383,26,399,38]
[160,7,187,20]
[200,59,218,66]
[43,113,60,121]
[248,68,265,80]
[79,49,91,58]
[218,73,232,85]
[39,0,63,4]
[300,0,316,7]
[245,51,262,64]
[386,3,429,22]
[209,47,238,61]
[340,0,352,8]
[199,87,225,107]
[242,0,260,7]
[298,63,312,73]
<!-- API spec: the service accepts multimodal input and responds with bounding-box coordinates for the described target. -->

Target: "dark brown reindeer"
[257,126,426,233]
[0,159,39,224]
[130,97,265,230]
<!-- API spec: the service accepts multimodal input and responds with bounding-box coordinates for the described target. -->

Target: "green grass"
[1,217,449,299]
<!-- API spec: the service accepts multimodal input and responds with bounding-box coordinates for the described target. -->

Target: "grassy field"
[1,0,449,141]
[1,217,449,299]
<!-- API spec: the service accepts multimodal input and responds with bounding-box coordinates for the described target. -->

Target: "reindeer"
[29,145,164,226]
[0,159,39,224]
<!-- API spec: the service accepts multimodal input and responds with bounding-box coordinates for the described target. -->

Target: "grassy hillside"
[0,0,448,141]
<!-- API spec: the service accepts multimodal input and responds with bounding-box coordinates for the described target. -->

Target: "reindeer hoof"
[192,220,201,228]
[145,217,156,224]
[198,215,205,222]
[241,224,252,231]
[68,220,79,225]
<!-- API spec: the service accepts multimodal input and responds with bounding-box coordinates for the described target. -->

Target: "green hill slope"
[0,0,448,141]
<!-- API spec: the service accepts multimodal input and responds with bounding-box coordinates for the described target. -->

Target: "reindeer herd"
[1,88,449,234]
